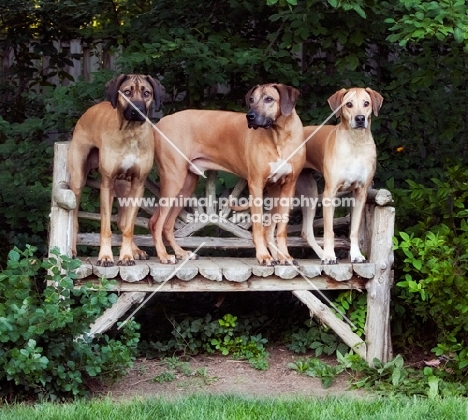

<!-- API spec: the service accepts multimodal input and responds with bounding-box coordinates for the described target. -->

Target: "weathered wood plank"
[293,290,367,359]
[220,178,247,219]
[205,171,217,215]
[76,233,351,249]
[173,215,252,240]
[197,258,223,282]
[73,257,374,285]
[322,264,353,281]
[53,181,76,210]
[147,262,179,283]
[352,262,375,279]
[120,261,150,283]
[75,275,368,292]
[78,211,150,230]
[287,215,350,234]
[242,259,275,278]
[75,259,93,279]
[365,206,395,365]
[274,264,300,280]
[357,203,374,260]
[88,292,146,337]
[367,188,393,206]
[49,142,74,258]
[92,261,120,279]
[297,260,322,278]
[209,259,252,282]
[173,260,199,281]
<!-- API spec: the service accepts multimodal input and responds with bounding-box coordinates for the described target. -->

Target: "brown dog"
[68,74,165,266]
[149,83,305,266]
[296,87,383,264]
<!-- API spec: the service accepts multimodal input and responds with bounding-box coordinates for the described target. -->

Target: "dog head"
[105,74,165,121]
[328,87,383,129]
[245,83,300,129]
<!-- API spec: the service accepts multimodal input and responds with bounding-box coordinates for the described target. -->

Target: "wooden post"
[293,290,367,360]
[88,292,146,337]
[365,205,395,364]
[48,142,74,257]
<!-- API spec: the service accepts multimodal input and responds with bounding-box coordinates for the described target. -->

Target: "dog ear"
[275,84,300,116]
[365,87,384,116]
[146,76,165,110]
[245,85,259,107]
[105,74,128,108]
[327,88,348,118]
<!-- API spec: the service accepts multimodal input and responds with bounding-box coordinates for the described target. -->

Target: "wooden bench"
[49,141,395,364]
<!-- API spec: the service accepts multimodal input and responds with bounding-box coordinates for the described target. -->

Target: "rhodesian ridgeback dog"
[68,74,165,266]
[296,87,383,264]
[149,83,305,266]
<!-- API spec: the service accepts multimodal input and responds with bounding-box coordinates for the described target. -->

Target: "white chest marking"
[339,165,369,191]
[120,154,140,171]
[268,159,292,183]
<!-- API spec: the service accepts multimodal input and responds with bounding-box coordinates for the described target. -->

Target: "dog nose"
[126,102,147,121]
[246,111,256,121]
[355,115,365,124]
[132,104,145,117]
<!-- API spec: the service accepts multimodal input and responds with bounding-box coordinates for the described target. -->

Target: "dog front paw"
[176,250,199,261]
[277,256,298,266]
[96,257,115,267]
[117,256,136,266]
[321,257,338,265]
[257,255,277,266]
[133,248,149,260]
[159,255,177,264]
[351,255,367,263]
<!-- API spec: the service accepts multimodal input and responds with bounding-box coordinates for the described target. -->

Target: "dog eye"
[123,89,131,96]
[346,102,353,108]
[264,96,274,103]
[364,101,370,107]
[143,91,151,98]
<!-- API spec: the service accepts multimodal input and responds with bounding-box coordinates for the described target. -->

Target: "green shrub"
[289,352,468,398]
[141,313,269,370]
[393,166,468,374]
[287,291,366,357]
[0,246,140,402]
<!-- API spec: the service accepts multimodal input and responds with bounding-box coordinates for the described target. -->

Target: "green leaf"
[412,259,422,270]
[427,375,439,399]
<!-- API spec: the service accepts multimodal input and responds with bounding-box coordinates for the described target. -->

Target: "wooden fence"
[1,39,119,86]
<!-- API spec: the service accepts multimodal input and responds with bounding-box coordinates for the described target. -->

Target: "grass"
[0,395,467,420]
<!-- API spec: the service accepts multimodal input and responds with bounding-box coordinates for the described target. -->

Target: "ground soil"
[102,346,366,400]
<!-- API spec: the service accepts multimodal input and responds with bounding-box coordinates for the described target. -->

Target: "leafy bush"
[0,74,109,262]
[290,351,468,398]
[287,318,349,357]
[287,291,366,356]
[140,313,269,370]
[0,246,140,401]
[392,166,468,374]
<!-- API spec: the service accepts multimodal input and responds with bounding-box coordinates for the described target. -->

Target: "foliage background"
[1,0,468,387]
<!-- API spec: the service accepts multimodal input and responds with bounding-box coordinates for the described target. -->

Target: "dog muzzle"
[124,101,147,122]
[353,115,367,129]
[246,112,274,129]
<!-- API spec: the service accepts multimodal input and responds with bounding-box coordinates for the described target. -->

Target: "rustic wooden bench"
[49,141,395,364]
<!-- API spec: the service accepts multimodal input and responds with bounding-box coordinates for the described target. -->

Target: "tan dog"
[68,74,165,266]
[296,87,383,264]
[149,83,305,266]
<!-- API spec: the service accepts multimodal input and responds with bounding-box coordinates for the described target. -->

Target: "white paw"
[350,245,367,263]
[351,254,367,263]
[321,253,338,265]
